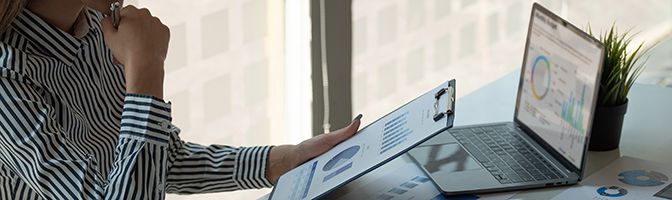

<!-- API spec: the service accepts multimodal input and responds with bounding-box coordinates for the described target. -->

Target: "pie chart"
[322,145,360,182]
[618,169,668,187]
[323,145,360,171]
[596,186,628,197]
[531,55,551,100]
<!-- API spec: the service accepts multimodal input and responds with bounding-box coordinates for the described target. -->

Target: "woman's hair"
[1,0,26,34]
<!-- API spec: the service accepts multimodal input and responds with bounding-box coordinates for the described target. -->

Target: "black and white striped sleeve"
[117,94,276,195]
[0,73,176,199]
[165,142,273,194]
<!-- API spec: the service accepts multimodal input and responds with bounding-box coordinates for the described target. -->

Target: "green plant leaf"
[590,24,654,106]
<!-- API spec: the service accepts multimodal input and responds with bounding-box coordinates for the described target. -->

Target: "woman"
[0,0,361,199]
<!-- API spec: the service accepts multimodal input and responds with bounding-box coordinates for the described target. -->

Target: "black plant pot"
[589,99,628,151]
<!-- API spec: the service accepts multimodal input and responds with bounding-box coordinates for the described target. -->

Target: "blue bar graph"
[561,85,586,134]
[380,111,412,154]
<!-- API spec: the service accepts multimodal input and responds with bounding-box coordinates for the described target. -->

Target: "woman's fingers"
[335,115,362,141]
[102,6,170,98]
[301,115,362,158]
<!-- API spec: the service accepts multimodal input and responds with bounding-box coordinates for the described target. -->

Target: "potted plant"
[588,25,652,151]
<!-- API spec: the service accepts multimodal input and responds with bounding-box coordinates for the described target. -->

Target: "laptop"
[407,3,604,195]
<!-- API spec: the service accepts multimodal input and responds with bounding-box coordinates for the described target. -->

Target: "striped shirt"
[0,8,273,200]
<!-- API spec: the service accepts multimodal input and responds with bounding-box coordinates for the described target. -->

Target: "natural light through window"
[126,0,311,199]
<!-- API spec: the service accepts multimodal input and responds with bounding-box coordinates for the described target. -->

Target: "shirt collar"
[10,8,97,65]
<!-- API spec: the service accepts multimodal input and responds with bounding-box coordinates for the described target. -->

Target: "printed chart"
[322,145,361,182]
[269,80,455,200]
[380,111,412,154]
[552,156,672,200]
[596,186,628,197]
[618,170,668,187]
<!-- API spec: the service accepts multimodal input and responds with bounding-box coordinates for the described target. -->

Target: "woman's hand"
[101,6,169,99]
[267,115,363,184]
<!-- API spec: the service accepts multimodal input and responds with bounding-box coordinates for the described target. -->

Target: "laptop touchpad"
[410,143,481,174]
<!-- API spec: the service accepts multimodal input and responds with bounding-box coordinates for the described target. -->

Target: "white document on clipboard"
[269,79,457,200]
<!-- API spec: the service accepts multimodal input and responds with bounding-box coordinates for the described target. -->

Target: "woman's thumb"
[346,114,362,135]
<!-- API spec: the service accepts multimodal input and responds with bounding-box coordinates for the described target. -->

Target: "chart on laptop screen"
[517,10,602,168]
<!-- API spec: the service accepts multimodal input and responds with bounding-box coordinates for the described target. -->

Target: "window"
[352,0,672,124]
[127,0,312,199]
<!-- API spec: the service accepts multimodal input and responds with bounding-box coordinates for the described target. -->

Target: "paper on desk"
[325,162,517,200]
[269,80,455,200]
[552,156,672,200]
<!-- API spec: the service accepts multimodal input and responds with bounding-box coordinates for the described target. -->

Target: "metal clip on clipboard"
[433,82,455,122]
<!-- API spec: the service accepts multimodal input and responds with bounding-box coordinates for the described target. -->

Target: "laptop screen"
[515,6,603,169]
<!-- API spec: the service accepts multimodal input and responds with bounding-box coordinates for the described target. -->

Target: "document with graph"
[269,80,456,200]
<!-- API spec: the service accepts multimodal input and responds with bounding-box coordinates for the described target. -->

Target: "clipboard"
[269,79,456,200]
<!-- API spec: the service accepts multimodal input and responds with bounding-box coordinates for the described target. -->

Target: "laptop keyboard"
[451,124,565,184]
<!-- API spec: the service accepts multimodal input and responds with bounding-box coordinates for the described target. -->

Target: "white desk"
[324,70,672,199]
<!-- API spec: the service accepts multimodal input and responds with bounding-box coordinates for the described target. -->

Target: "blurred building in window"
[127,0,302,199]
[352,0,672,125]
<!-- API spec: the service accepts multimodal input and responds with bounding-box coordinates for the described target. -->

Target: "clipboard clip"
[433,84,455,122]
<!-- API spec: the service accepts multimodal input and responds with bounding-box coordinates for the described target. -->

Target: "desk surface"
[327,70,672,199]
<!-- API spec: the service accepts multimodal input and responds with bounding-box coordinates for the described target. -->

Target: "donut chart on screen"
[531,55,551,100]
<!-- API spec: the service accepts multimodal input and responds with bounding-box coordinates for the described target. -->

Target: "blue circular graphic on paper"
[596,186,628,197]
[618,170,668,187]
[322,145,360,171]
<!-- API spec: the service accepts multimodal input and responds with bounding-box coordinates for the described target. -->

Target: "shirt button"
[158,120,172,130]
